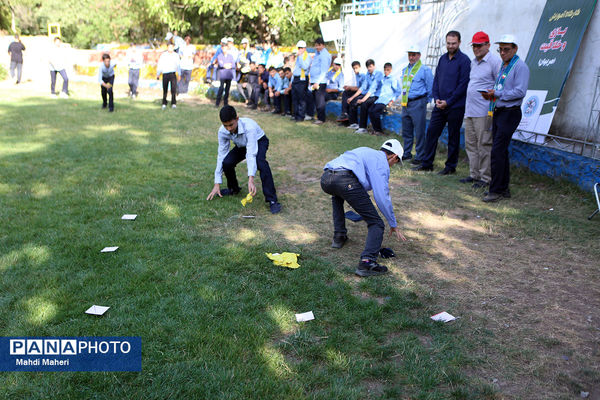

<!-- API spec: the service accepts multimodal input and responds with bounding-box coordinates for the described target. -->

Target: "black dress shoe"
[472,180,489,189]
[412,164,433,171]
[437,167,456,175]
[459,176,475,183]
[331,236,348,249]
[401,153,412,161]
[484,189,510,198]
[410,159,422,165]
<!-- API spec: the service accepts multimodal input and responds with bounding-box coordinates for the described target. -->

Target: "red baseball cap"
[471,31,490,44]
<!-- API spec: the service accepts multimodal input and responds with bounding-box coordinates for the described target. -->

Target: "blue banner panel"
[0,337,141,372]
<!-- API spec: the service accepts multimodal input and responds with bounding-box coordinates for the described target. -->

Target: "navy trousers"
[421,106,465,169]
[292,79,308,121]
[489,106,522,194]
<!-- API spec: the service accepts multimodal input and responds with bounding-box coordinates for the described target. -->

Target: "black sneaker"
[331,235,348,249]
[220,188,240,196]
[472,180,489,189]
[437,167,456,175]
[401,153,413,161]
[410,159,422,165]
[269,201,282,214]
[484,189,510,198]
[459,176,475,183]
[412,164,433,171]
[355,260,388,277]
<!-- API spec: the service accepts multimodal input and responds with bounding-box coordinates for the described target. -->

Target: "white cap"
[296,40,307,48]
[241,38,249,44]
[406,44,420,53]
[381,139,404,160]
[220,37,228,44]
[165,32,173,41]
[334,57,343,65]
[227,37,234,43]
[495,34,517,45]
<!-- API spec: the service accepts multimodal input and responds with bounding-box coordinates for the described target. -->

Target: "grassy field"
[0,82,599,399]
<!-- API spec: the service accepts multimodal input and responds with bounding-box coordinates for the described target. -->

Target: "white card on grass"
[121,214,137,220]
[431,311,456,323]
[101,246,119,253]
[242,215,255,219]
[85,305,110,316]
[295,311,315,322]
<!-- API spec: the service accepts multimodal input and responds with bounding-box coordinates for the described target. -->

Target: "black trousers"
[320,170,385,261]
[271,94,282,113]
[162,72,177,105]
[101,75,115,110]
[341,89,357,115]
[348,94,365,124]
[368,103,386,132]
[216,79,232,106]
[489,106,522,194]
[292,79,308,121]
[421,106,465,169]
[281,93,292,114]
[313,83,327,122]
[359,96,378,129]
[222,136,277,203]
[325,92,339,101]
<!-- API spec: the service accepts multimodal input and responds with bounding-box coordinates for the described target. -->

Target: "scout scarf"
[489,55,520,116]
[401,60,422,106]
[299,51,309,80]
[327,66,342,82]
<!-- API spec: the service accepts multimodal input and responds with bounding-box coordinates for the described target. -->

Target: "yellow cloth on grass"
[265,252,300,269]
[241,193,253,206]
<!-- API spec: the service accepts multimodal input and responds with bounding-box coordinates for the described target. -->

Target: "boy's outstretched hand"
[207,183,222,200]
[390,227,407,241]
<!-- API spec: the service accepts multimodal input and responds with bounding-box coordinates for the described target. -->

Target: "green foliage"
[0,64,7,81]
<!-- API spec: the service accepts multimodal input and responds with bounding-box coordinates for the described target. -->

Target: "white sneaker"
[172,104,176,109]
[304,115,313,121]
[59,92,69,99]
[51,93,58,98]
[347,123,359,129]
[162,105,166,110]
[355,128,368,134]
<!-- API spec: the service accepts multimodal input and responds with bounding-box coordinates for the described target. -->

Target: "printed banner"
[0,337,142,371]
[515,0,597,138]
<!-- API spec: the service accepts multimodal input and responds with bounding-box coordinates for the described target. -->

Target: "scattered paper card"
[101,246,119,253]
[121,214,137,220]
[85,305,110,316]
[242,215,255,219]
[431,311,456,323]
[295,311,315,322]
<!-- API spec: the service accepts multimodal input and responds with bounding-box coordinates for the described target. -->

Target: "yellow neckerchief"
[328,66,342,81]
[299,51,308,80]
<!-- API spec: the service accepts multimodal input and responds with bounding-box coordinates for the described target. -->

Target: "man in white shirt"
[126,45,143,98]
[178,35,196,97]
[156,42,181,109]
[48,36,69,98]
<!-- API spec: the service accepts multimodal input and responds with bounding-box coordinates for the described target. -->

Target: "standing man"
[325,57,344,101]
[216,46,236,107]
[207,105,282,214]
[8,34,25,84]
[347,59,384,134]
[461,32,502,188]
[337,61,364,123]
[309,38,332,125]
[126,44,143,98]
[320,139,406,277]
[178,35,196,98]
[98,53,116,112]
[156,42,180,109]
[481,34,529,202]
[48,36,69,98]
[413,31,470,174]
[291,40,311,122]
[400,45,433,163]
[368,62,401,136]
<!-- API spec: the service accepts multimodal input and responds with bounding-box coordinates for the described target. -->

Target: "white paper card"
[295,311,315,322]
[101,246,119,253]
[242,215,255,219]
[431,311,456,323]
[121,214,137,220]
[85,305,110,315]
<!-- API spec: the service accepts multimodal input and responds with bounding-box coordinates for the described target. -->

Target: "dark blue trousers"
[292,79,308,121]
[222,136,277,203]
[421,106,465,169]
[313,83,327,122]
[489,106,522,194]
[368,103,386,132]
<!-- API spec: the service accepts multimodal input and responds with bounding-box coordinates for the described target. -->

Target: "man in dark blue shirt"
[413,31,471,175]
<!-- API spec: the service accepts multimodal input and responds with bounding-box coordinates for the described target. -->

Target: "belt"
[325,169,354,176]
[494,105,521,111]
[408,94,427,102]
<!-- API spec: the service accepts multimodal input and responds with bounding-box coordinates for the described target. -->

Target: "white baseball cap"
[165,32,173,40]
[334,57,343,65]
[381,139,404,160]
[495,34,518,45]
[296,40,307,48]
[220,37,227,44]
[241,38,249,44]
[407,44,420,53]
[227,37,234,43]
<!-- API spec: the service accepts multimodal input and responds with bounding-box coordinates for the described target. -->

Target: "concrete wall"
[345,0,598,142]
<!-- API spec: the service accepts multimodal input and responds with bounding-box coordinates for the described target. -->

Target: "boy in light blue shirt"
[325,57,344,101]
[368,62,401,135]
[268,67,283,114]
[347,59,384,133]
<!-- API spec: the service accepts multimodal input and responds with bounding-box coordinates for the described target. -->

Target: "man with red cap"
[461,31,502,189]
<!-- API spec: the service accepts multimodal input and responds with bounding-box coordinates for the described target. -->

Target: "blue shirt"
[432,49,471,108]
[324,147,397,228]
[268,73,283,92]
[352,72,366,88]
[401,63,433,100]
[215,118,266,184]
[309,48,332,85]
[325,68,344,91]
[292,52,311,80]
[98,61,116,83]
[495,57,530,108]
[217,53,236,81]
[360,70,384,97]
[210,45,224,64]
[282,76,291,90]
[376,74,401,105]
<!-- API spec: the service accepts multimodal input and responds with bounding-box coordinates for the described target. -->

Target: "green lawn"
[1,86,598,399]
